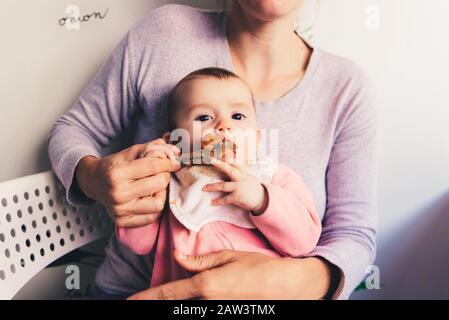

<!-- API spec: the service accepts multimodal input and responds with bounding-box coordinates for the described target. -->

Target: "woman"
[48,0,378,300]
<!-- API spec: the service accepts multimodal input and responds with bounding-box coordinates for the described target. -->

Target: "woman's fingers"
[107,172,170,204]
[146,138,166,146]
[127,250,238,300]
[127,172,171,200]
[121,156,180,180]
[86,138,179,223]
[209,158,244,181]
[115,213,160,228]
[143,138,180,155]
[133,189,167,213]
[140,144,180,161]
[118,139,167,161]
[202,181,235,193]
[174,249,236,273]
[140,149,166,160]
[112,189,167,216]
[127,277,201,300]
[110,189,167,228]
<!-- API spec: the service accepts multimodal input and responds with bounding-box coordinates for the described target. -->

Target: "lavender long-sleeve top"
[48,4,378,299]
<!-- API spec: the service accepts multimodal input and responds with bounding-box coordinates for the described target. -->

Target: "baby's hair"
[166,67,254,130]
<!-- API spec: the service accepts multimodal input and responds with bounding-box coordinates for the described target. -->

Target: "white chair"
[0,171,113,299]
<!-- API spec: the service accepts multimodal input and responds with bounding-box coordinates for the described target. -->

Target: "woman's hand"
[128,250,335,300]
[75,138,181,228]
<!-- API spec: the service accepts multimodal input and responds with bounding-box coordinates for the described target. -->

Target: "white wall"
[1,0,448,299]
[0,0,217,182]
[312,0,449,299]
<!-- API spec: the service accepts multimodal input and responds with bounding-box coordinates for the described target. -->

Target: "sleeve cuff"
[57,146,101,207]
[249,183,276,225]
[304,241,373,300]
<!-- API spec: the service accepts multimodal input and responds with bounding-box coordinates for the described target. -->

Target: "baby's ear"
[162,131,171,143]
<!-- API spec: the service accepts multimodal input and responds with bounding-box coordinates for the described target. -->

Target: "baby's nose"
[216,121,230,131]
[216,117,235,130]
[216,127,232,136]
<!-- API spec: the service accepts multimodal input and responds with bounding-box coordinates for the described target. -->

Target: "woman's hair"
[166,67,251,130]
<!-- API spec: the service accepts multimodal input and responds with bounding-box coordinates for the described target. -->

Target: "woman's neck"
[227,4,310,86]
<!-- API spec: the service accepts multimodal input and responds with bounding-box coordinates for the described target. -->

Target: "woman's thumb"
[174,249,235,272]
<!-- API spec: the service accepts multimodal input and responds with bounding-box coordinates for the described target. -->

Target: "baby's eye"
[195,115,212,122]
[232,113,246,120]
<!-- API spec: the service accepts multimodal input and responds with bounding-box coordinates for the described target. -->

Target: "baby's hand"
[138,143,180,163]
[202,158,268,215]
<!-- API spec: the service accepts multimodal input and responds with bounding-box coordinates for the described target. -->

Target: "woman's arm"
[304,72,379,299]
[48,32,181,228]
[128,250,334,300]
[48,32,139,206]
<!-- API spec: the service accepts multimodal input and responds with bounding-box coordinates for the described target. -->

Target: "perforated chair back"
[0,171,113,299]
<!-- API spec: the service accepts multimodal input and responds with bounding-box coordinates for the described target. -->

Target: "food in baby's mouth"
[180,132,236,166]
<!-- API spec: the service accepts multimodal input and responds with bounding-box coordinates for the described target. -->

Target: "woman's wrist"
[320,257,342,299]
[307,257,341,299]
[75,155,100,201]
[289,256,340,299]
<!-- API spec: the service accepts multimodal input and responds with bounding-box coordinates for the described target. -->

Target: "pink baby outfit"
[117,163,321,288]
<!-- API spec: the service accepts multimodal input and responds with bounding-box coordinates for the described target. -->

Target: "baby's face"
[173,76,258,150]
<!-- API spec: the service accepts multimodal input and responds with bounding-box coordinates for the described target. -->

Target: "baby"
[117,67,322,288]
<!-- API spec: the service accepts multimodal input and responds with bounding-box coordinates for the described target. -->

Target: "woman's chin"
[236,0,302,22]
